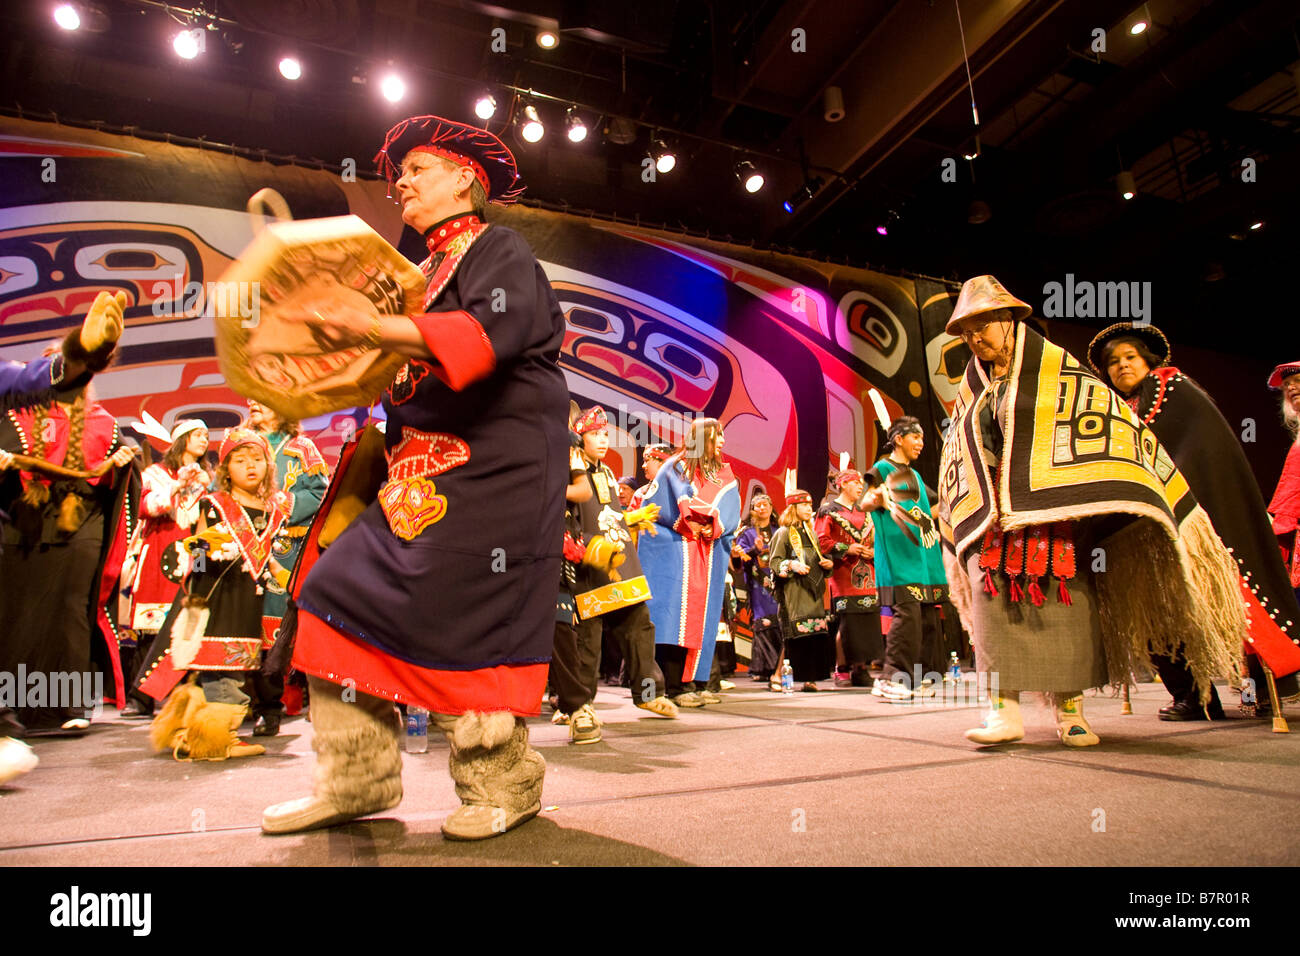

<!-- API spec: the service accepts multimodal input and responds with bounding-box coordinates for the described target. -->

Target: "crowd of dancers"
[0,113,1297,846]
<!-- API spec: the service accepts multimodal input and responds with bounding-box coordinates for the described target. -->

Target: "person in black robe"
[1089,323,1300,720]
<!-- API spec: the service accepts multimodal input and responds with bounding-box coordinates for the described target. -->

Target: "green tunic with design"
[869,457,948,605]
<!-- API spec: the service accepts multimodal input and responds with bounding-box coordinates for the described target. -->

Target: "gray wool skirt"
[965,551,1109,693]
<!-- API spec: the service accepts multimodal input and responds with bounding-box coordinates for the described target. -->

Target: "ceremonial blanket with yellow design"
[937,326,1244,697]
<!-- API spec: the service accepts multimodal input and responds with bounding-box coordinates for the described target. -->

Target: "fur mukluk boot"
[149,680,265,761]
[433,710,545,841]
[262,675,403,834]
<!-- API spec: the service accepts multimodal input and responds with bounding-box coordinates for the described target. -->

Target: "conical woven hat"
[945,274,1032,334]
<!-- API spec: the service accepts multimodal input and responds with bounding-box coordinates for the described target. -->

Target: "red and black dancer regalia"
[253,427,328,726]
[123,430,208,635]
[1088,326,1300,712]
[1267,359,1300,600]
[263,115,567,840]
[137,487,291,700]
[292,208,565,715]
[0,383,138,729]
[137,429,292,703]
[733,505,781,681]
[548,450,595,722]
[816,469,884,685]
[569,406,667,711]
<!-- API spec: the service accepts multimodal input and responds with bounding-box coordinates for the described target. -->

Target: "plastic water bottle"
[405,705,429,753]
[949,652,962,683]
[780,660,794,695]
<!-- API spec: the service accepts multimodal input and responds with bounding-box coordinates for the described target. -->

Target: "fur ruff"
[309,681,403,814]
[149,682,262,761]
[149,682,207,752]
[443,717,545,811]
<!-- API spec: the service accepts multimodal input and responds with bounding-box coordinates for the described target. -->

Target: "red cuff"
[409,310,496,391]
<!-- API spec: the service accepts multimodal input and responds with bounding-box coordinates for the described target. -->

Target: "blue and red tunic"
[291,214,568,716]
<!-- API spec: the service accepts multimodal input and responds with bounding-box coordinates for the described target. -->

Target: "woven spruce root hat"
[1086,322,1171,378]
[944,275,1033,335]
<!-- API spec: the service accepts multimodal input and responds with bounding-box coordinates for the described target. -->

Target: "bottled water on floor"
[405,705,429,753]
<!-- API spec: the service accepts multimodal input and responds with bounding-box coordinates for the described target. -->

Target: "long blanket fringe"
[1093,507,1244,704]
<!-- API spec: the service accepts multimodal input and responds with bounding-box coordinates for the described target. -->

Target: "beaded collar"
[1123,365,1181,425]
[424,214,482,254]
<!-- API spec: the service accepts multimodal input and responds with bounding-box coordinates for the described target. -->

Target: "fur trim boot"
[177,702,265,760]
[262,676,403,834]
[434,710,545,841]
[149,681,266,760]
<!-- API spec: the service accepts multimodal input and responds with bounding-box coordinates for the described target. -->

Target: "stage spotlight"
[474,93,498,120]
[53,3,80,30]
[520,104,545,143]
[735,161,764,193]
[1249,220,1264,230]
[781,176,823,214]
[278,57,302,80]
[1117,170,1136,200]
[652,139,676,173]
[565,108,588,143]
[605,117,637,145]
[173,29,201,59]
[537,30,558,49]
[380,73,406,103]
[876,224,888,236]
[1129,18,1148,35]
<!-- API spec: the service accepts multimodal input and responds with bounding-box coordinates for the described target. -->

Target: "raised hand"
[80,291,128,353]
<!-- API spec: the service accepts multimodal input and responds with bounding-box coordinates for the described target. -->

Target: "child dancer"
[769,489,836,691]
[140,428,291,761]
[120,418,210,716]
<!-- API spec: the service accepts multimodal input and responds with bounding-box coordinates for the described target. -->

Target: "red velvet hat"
[1268,360,1300,390]
[374,115,525,204]
[218,427,271,464]
[573,405,609,435]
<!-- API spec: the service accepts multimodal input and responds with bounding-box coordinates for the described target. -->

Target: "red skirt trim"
[292,610,548,717]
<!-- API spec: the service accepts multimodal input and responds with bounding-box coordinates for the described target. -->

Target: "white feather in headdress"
[867,389,891,431]
[130,410,173,445]
[838,451,850,473]
[784,468,798,497]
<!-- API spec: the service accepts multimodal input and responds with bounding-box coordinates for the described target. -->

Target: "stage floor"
[1,679,1296,867]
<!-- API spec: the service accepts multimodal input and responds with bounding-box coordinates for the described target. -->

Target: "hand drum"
[214,189,426,421]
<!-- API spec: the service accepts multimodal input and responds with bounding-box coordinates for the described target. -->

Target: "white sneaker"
[0,737,38,785]
[913,679,936,699]
[965,696,1025,745]
[570,704,602,745]
[60,718,91,731]
[877,679,913,701]
[550,710,570,726]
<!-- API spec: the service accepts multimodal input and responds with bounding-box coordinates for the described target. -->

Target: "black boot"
[253,712,282,736]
